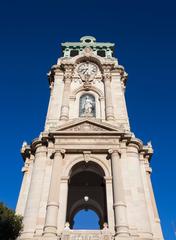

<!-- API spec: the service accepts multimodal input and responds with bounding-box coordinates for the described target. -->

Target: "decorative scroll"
[64,122,109,132]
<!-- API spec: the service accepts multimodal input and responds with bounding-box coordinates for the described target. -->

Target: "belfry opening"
[66,161,107,229]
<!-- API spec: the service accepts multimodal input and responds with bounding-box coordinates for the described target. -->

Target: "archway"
[73,209,100,229]
[66,161,107,229]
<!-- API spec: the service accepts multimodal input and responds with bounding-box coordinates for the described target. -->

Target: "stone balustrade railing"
[61,230,112,240]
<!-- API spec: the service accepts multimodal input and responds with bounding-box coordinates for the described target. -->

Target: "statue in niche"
[80,94,95,117]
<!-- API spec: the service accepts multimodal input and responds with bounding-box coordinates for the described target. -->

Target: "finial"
[22,141,27,147]
[80,36,96,43]
[147,141,152,148]
[64,222,70,230]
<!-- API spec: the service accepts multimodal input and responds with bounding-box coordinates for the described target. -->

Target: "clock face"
[78,62,97,77]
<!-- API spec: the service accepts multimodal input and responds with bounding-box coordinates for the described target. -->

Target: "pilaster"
[57,176,69,234]
[60,65,74,121]
[103,65,114,121]
[104,176,115,233]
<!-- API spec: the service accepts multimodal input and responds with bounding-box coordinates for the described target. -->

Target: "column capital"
[104,176,112,183]
[146,166,152,174]
[52,66,64,77]
[108,149,121,155]
[102,64,113,72]
[54,149,65,157]
[61,176,69,183]
[103,72,111,81]
[34,143,47,155]
[48,65,63,84]
[63,64,74,80]
[102,64,112,81]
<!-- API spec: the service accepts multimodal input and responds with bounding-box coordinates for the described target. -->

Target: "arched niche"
[71,90,102,119]
[66,161,108,229]
[79,93,96,117]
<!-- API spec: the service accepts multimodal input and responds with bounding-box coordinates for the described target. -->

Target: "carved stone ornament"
[64,64,74,80]
[64,122,109,132]
[83,151,91,162]
[77,61,98,84]
[103,64,112,80]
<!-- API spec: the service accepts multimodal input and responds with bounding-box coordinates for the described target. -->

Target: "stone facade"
[16,36,164,240]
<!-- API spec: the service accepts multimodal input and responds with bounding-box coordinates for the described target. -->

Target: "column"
[20,143,47,239]
[109,149,129,237]
[43,149,65,238]
[60,65,73,121]
[34,141,54,237]
[103,66,114,120]
[99,97,105,120]
[104,176,115,233]
[57,177,69,233]
[127,143,152,239]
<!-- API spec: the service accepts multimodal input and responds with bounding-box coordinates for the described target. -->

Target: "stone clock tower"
[16,36,164,240]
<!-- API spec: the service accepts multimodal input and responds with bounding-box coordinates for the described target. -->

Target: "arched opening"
[66,161,107,229]
[79,94,96,117]
[72,209,100,229]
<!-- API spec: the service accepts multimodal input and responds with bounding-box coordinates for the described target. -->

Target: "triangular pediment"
[55,119,124,133]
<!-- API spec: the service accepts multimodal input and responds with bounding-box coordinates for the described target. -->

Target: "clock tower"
[16,36,164,240]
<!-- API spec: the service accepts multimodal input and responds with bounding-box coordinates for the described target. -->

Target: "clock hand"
[82,68,88,74]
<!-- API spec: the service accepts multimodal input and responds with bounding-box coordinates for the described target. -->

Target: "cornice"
[30,136,48,154]
[47,65,64,87]
[127,137,143,150]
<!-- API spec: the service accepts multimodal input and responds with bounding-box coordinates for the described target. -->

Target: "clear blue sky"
[0,0,176,239]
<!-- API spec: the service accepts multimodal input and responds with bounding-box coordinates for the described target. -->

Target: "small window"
[85,39,91,43]
[97,50,105,57]
[70,50,79,57]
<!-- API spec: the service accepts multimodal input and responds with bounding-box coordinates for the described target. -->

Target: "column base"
[34,226,43,238]
[106,116,114,121]
[60,116,69,121]
[42,237,58,240]
[115,236,131,240]
[43,226,57,239]
[20,229,35,240]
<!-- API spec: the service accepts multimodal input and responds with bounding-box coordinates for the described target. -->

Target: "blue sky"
[0,0,176,239]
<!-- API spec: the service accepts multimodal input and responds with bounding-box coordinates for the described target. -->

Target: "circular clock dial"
[78,62,97,76]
